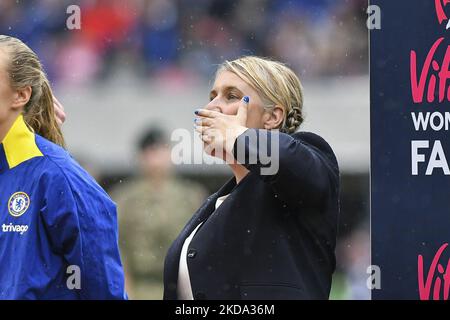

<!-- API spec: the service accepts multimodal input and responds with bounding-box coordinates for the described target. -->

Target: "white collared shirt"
[176,194,229,300]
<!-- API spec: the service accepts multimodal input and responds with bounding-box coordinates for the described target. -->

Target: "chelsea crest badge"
[8,192,30,217]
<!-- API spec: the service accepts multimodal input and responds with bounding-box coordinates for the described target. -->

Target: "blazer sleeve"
[233,128,339,208]
[40,167,127,300]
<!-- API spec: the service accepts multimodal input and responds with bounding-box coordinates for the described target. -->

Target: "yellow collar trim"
[1,115,43,169]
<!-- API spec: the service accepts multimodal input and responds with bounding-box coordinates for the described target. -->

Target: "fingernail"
[243,96,250,104]
[194,109,200,115]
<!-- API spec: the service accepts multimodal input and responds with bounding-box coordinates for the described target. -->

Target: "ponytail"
[23,80,65,147]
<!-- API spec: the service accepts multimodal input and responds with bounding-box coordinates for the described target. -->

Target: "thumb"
[236,96,249,124]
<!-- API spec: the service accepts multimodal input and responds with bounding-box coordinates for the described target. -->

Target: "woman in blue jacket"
[0,35,126,299]
[164,56,340,300]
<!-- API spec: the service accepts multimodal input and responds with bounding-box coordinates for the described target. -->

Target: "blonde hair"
[0,35,65,147]
[218,56,304,134]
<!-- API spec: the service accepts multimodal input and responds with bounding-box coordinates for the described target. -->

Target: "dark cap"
[137,127,167,151]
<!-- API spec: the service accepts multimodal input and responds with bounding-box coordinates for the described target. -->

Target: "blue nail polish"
[243,96,250,104]
[194,109,200,115]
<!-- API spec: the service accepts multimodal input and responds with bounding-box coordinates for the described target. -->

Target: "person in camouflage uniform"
[110,127,207,300]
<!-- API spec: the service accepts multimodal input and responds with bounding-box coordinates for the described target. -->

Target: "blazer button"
[187,249,197,259]
[195,292,206,300]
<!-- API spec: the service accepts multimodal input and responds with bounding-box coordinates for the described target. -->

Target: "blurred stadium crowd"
[0,0,369,300]
[0,0,367,86]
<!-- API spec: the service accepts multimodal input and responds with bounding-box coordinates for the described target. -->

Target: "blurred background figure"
[0,0,369,299]
[110,128,207,299]
[330,224,371,300]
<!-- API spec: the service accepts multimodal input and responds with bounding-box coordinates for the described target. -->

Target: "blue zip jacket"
[0,115,127,300]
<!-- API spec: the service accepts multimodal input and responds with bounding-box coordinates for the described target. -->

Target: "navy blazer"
[163,129,340,300]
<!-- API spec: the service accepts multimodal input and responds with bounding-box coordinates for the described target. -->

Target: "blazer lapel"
[164,176,237,299]
[178,176,237,241]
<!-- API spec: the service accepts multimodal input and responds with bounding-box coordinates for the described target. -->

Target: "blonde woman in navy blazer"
[164,56,339,300]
